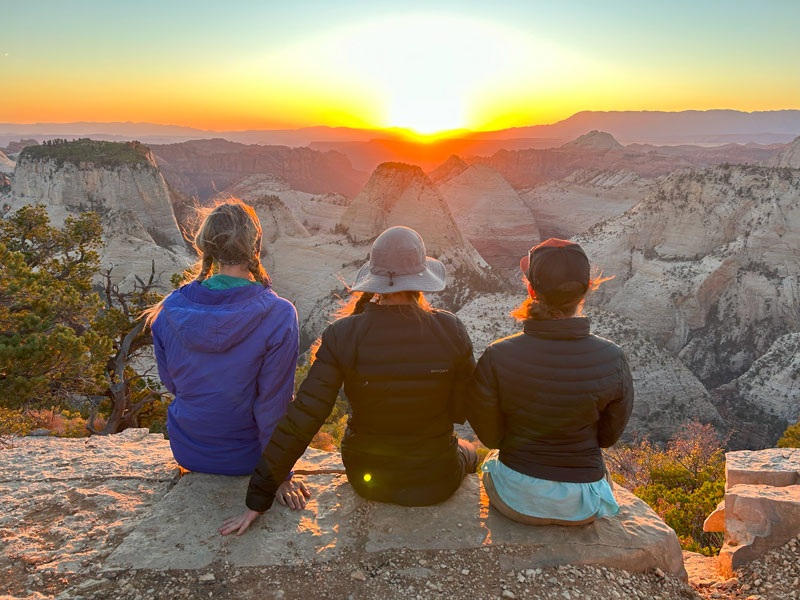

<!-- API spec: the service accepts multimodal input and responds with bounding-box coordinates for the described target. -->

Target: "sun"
[260,15,549,135]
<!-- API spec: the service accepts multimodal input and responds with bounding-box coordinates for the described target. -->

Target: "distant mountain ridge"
[3,109,799,149]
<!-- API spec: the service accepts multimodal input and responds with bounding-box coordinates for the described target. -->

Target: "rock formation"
[576,164,800,388]
[428,154,469,184]
[4,140,189,288]
[561,130,624,150]
[151,138,367,201]
[338,162,490,279]
[724,333,800,424]
[772,134,800,168]
[456,294,721,442]
[703,448,800,576]
[0,150,14,174]
[435,162,541,269]
[711,333,800,447]
[521,168,653,239]
[216,174,351,234]
[475,138,784,188]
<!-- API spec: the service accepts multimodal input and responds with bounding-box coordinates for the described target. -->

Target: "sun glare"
[255,15,568,135]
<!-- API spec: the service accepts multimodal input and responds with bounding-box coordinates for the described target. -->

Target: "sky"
[2,0,799,133]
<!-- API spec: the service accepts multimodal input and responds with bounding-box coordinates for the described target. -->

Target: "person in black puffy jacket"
[467,238,633,526]
[221,226,477,535]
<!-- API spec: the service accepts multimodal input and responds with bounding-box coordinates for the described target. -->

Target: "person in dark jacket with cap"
[220,226,477,536]
[467,238,633,526]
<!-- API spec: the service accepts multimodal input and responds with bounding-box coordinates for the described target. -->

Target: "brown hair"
[143,198,270,326]
[510,269,612,322]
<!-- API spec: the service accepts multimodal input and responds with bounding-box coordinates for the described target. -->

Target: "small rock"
[350,570,367,582]
[198,573,215,583]
[461,569,470,575]
[501,591,516,600]
[654,567,665,578]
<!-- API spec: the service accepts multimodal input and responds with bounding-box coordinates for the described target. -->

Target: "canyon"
[2,132,798,446]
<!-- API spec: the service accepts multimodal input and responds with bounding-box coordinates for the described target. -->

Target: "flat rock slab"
[106,454,686,578]
[726,448,800,488]
[718,483,800,577]
[0,430,179,575]
[1,428,177,483]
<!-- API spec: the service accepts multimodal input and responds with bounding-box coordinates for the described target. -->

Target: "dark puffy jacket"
[246,303,475,512]
[467,317,633,483]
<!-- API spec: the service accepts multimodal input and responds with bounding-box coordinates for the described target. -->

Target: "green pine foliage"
[777,420,800,448]
[21,138,151,168]
[1,204,168,438]
[0,205,110,408]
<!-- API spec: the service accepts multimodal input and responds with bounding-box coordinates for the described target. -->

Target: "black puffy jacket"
[467,317,633,483]
[246,302,475,512]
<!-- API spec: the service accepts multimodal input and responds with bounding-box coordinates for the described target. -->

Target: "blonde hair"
[308,290,433,362]
[143,198,270,326]
[334,291,433,319]
[510,270,612,322]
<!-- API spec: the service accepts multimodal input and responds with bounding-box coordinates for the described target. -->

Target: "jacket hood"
[160,282,274,353]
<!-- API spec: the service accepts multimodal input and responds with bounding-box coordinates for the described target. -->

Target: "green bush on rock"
[606,422,725,556]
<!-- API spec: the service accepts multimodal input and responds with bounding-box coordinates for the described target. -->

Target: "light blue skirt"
[481,450,619,521]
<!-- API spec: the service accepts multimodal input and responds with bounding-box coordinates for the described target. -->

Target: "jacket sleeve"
[246,324,344,512]
[151,318,176,396]
[449,318,476,425]
[466,346,505,448]
[254,306,300,450]
[597,351,634,448]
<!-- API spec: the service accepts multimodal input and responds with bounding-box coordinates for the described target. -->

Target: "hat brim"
[351,257,446,294]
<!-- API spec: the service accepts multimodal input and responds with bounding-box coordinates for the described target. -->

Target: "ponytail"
[247,255,272,288]
[195,254,214,283]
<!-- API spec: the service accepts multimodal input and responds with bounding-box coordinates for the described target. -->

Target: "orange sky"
[2,2,799,134]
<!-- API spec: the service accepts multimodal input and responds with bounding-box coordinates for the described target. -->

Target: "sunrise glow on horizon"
[2,1,799,135]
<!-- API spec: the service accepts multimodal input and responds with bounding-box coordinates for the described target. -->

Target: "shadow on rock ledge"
[105,448,686,579]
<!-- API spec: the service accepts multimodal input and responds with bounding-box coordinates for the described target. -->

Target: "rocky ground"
[683,536,800,600]
[3,434,799,600]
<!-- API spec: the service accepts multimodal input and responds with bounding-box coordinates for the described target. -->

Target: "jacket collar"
[523,316,590,340]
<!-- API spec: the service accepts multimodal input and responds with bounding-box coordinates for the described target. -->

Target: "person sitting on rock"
[220,225,478,535]
[145,199,310,511]
[467,238,633,526]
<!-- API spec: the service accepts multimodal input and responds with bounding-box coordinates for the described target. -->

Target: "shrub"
[777,420,800,448]
[606,422,725,555]
[1,205,169,435]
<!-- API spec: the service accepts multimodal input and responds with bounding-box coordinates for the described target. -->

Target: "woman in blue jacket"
[146,199,309,510]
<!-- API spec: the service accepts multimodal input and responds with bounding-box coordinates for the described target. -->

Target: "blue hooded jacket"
[151,281,299,475]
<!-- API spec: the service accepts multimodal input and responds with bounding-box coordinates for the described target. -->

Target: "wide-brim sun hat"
[351,226,446,294]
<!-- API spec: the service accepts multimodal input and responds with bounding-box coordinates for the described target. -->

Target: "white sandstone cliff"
[0,150,15,175]
[339,162,490,278]
[521,168,652,239]
[436,163,541,269]
[576,164,800,387]
[5,146,189,288]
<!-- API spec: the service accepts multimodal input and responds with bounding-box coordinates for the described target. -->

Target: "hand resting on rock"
[219,479,311,536]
